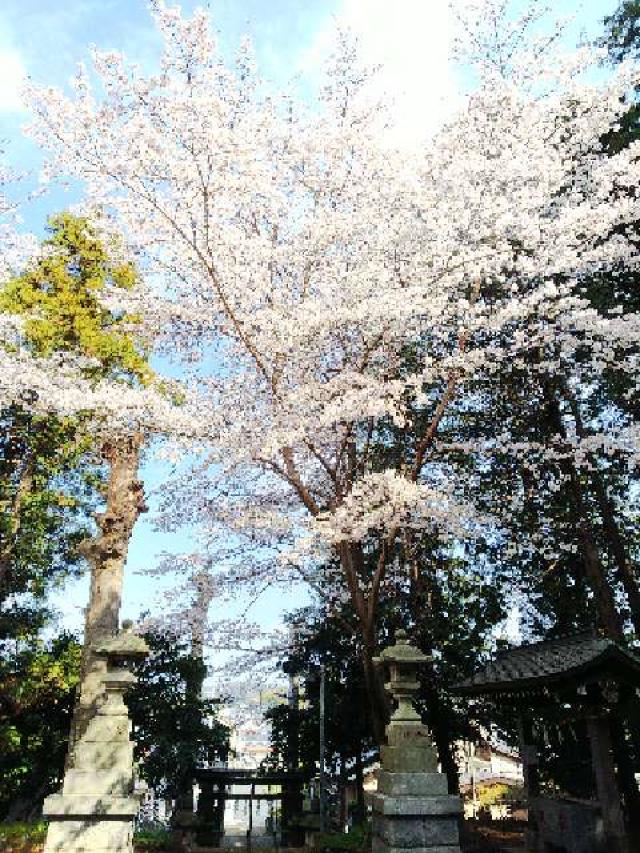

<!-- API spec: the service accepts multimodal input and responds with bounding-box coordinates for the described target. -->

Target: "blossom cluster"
[4,0,640,633]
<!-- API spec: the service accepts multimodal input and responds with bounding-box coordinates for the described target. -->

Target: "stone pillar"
[43,623,148,853]
[372,630,461,853]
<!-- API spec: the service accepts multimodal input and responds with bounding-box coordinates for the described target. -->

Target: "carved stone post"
[43,622,148,853]
[372,630,462,853]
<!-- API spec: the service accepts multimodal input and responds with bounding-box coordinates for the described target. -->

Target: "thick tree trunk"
[422,673,460,794]
[595,483,640,635]
[360,628,388,746]
[337,540,389,744]
[67,432,146,760]
[542,382,624,640]
[569,490,625,641]
[339,752,348,828]
[561,383,640,635]
[354,745,366,825]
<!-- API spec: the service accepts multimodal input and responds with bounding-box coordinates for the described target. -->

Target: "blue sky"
[0,0,622,661]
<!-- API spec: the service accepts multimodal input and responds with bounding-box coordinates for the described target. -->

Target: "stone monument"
[372,630,461,853]
[43,621,148,853]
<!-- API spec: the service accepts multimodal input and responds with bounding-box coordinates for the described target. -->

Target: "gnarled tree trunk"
[66,431,146,761]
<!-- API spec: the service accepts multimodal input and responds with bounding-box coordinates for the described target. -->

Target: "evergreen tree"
[0,633,81,821]
[127,630,230,800]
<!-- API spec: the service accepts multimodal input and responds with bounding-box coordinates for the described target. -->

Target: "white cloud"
[0,46,27,113]
[299,0,462,147]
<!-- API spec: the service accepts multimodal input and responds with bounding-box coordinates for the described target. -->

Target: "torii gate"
[173,766,308,849]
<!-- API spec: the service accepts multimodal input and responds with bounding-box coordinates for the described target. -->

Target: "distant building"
[458,741,523,788]
[216,704,276,844]
[457,740,523,820]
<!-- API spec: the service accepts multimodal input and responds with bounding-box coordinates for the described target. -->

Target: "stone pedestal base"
[42,809,137,852]
[373,776,461,853]
[372,763,462,853]
[372,631,462,853]
[43,776,140,852]
[43,626,149,853]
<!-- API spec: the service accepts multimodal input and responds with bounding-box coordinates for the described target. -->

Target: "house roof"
[454,633,640,697]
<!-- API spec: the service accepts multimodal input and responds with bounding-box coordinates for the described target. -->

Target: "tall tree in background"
[266,605,376,825]
[127,630,229,801]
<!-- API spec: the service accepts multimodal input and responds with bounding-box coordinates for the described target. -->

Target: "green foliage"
[133,825,171,848]
[312,825,370,852]
[0,634,81,820]
[0,405,102,613]
[126,631,229,798]
[601,1,640,64]
[266,602,375,779]
[0,820,47,853]
[0,212,152,385]
[0,820,48,842]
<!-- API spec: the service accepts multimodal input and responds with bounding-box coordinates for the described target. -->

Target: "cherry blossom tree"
[23,0,640,738]
[0,151,38,283]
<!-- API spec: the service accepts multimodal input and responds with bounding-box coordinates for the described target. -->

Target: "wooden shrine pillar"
[246,781,254,851]
[195,779,217,846]
[213,782,226,844]
[586,714,630,853]
[517,715,540,851]
[281,777,305,847]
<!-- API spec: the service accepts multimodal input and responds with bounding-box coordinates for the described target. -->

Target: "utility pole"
[319,663,326,832]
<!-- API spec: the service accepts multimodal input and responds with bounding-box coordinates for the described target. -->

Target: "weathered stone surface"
[380,744,439,773]
[62,768,132,796]
[73,741,133,771]
[373,815,460,847]
[373,794,462,817]
[387,724,433,748]
[43,794,139,817]
[44,819,134,851]
[378,772,448,797]
[82,715,131,742]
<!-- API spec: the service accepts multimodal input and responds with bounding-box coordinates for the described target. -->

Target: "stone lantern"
[372,630,461,853]
[43,621,149,853]
[375,629,430,727]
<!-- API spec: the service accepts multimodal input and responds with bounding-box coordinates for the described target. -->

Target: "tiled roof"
[454,633,640,695]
